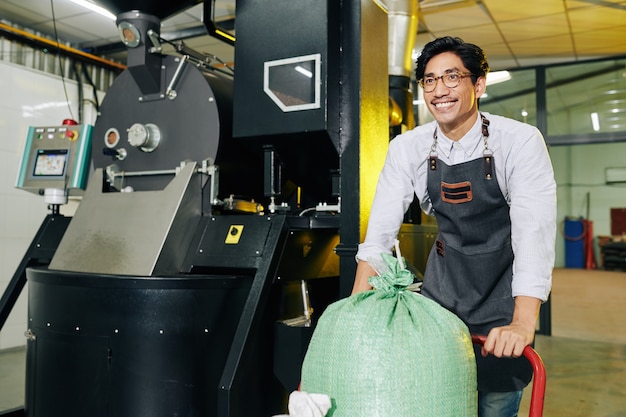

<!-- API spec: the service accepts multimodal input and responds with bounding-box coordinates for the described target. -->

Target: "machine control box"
[15,124,92,195]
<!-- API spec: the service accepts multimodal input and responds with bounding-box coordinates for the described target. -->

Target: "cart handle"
[471,335,546,417]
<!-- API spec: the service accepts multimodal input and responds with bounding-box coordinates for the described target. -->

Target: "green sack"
[300,253,477,417]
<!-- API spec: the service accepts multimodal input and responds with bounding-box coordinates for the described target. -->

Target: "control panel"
[16,124,93,196]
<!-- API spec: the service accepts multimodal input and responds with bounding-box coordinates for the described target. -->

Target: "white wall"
[550,142,626,268]
[0,60,98,349]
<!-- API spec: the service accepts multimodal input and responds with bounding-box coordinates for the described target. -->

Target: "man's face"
[423,51,486,138]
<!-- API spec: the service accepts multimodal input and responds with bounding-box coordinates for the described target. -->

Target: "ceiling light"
[605,167,626,184]
[591,112,600,131]
[486,71,511,86]
[70,0,116,20]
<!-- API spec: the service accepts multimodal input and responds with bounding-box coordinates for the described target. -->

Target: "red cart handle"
[472,335,546,417]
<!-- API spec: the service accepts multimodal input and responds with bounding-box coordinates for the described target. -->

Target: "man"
[352,36,556,417]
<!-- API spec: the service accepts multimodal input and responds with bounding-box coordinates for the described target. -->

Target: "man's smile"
[433,100,457,109]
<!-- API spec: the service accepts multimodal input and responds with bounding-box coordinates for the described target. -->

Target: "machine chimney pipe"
[116,11,163,96]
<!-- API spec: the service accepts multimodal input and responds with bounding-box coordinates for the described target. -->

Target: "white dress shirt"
[357,112,557,301]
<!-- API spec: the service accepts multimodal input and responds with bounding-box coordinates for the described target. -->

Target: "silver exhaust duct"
[386,0,418,77]
[384,0,419,134]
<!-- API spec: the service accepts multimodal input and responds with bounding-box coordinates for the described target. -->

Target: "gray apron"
[421,115,532,392]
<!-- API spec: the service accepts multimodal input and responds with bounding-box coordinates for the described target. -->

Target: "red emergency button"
[66,130,78,140]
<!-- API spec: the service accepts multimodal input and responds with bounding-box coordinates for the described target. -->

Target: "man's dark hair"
[415,36,490,84]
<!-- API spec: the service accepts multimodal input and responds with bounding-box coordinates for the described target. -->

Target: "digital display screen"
[33,149,68,177]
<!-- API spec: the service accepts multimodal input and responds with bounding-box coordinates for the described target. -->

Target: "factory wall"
[0,60,98,349]
[550,142,626,268]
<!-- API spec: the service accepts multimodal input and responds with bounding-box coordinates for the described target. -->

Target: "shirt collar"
[436,114,483,159]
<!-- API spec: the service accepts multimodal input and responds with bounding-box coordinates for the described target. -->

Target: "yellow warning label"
[225,225,244,244]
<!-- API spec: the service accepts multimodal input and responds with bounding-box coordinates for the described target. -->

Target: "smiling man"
[352,36,556,417]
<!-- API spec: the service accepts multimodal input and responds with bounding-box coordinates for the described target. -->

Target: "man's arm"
[351,260,377,294]
[481,295,541,358]
[483,126,555,358]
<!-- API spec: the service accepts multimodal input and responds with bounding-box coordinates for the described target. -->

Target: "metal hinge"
[24,328,36,341]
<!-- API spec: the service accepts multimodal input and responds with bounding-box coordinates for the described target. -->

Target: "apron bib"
[422,115,532,392]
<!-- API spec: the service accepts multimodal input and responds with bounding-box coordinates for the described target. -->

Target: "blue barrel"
[563,217,585,268]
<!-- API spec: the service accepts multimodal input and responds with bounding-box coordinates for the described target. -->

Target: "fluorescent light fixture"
[294,65,313,78]
[591,112,600,131]
[605,167,626,184]
[70,0,116,20]
[486,70,511,86]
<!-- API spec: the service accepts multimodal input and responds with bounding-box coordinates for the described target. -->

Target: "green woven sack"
[300,253,477,417]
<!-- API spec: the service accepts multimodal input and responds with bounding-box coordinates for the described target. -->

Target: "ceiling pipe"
[383,0,419,135]
[386,0,418,78]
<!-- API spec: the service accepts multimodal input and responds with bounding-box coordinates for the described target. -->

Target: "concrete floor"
[517,267,626,417]
[1,268,625,416]
[0,346,25,412]
[519,335,626,417]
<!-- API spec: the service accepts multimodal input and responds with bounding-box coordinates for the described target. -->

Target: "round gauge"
[118,22,141,48]
[104,127,120,148]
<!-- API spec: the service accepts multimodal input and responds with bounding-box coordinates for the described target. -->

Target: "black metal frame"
[0,212,70,417]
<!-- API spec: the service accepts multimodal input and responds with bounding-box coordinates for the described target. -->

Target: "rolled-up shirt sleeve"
[356,134,429,264]
[506,127,556,302]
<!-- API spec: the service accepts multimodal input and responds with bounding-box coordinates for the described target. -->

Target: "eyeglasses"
[418,72,475,92]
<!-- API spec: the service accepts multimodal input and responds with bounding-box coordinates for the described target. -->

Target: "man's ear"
[475,76,487,98]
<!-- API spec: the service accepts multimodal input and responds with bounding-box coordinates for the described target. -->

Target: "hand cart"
[472,335,546,417]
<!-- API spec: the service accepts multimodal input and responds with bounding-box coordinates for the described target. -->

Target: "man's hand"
[351,261,376,294]
[481,296,541,358]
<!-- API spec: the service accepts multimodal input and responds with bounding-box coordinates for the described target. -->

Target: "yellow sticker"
[225,225,244,244]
